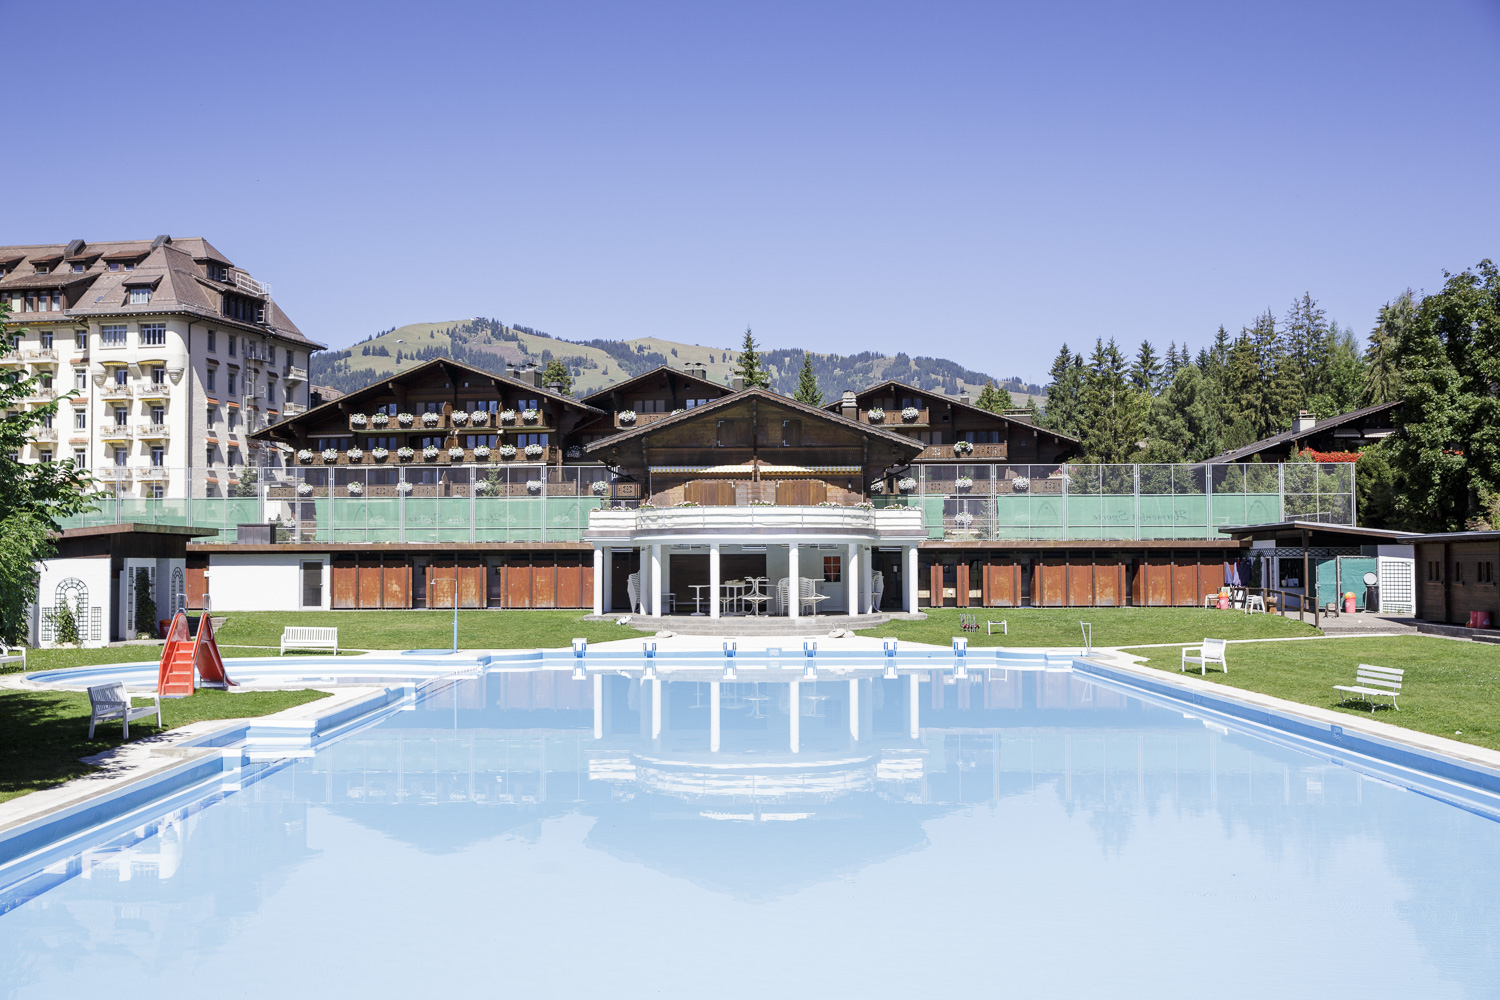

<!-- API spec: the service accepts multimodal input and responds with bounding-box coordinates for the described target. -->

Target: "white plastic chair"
[626,573,642,614]
[869,572,885,614]
[799,578,830,616]
[773,578,791,616]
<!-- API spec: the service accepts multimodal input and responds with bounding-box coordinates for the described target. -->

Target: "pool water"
[3,667,1498,998]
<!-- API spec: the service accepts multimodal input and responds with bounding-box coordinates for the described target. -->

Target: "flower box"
[397,446,416,462]
[523,443,544,458]
[499,444,517,458]
[522,408,540,423]
[297,449,314,464]
[397,413,414,427]
[371,413,390,427]
[499,409,517,424]
[347,447,365,462]
[867,407,885,421]
[618,410,637,424]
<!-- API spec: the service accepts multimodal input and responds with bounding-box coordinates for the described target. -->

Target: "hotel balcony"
[138,466,170,482]
[32,427,58,443]
[0,350,23,366]
[283,366,308,383]
[23,387,56,404]
[138,423,170,440]
[615,411,673,429]
[24,349,58,366]
[98,467,133,483]
[136,382,170,401]
[283,401,306,415]
[100,424,136,442]
[100,383,135,399]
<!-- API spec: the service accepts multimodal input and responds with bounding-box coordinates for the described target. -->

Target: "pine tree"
[732,327,771,389]
[1163,341,1181,382]
[1077,338,1148,462]
[1283,293,1329,403]
[540,359,573,395]
[1364,291,1413,404]
[792,353,823,406]
[974,379,1012,413]
[1130,340,1161,395]
[1041,345,1085,437]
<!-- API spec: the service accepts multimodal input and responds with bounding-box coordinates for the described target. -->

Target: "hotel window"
[114,407,128,427]
[228,335,236,357]
[228,409,239,431]
[513,433,549,448]
[266,381,276,403]
[108,262,119,271]
[227,371,238,396]
[40,331,52,349]
[150,405,164,425]
[101,324,127,347]
[149,484,164,500]
[73,448,87,468]
[151,366,166,385]
[207,330,216,352]
[312,437,352,452]
[39,449,53,463]
[205,445,215,465]
[129,287,152,305]
[75,410,86,430]
[33,264,49,275]
[40,413,53,429]
[424,401,441,413]
[515,398,539,412]
[72,262,85,273]
[114,447,127,467]
[123,261,134,270]
[899,395,923,411]
[823,556,842,583]
[51,292,61,310]
[206,405,216,427]
[206,367,217,392]
[466,434,498,449]
[968,429,1001,444]
[267,344,276,366]
[417,435,445,450]
[113,367,128,386]
[631,399,666,413]
[365,435,398,450]
[684,398,710,409]
[140,323,166,347]
[40,373,53,390]
[75,329,87,350]
[227,447,240,468]
[151,446,165,467]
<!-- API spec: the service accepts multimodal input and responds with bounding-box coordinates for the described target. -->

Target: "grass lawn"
[1121,635,1500,752]
[0,688,330,804]
[214,608,650,651]
[3,643,341,676]
[857,607,1321,648]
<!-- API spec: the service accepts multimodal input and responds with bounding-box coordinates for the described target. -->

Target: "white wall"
[34,555,112,648]
[208,553,328,612]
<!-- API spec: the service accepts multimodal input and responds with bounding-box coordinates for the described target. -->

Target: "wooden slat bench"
[1334,663,1403,711]
[281,626,338,656]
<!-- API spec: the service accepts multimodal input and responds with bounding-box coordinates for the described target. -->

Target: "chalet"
[1204,400,1403,464]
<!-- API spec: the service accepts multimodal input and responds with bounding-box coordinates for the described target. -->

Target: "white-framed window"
[73,368,87,390]
[151,366,166,385]
[140,323,166,346]
[113,367,128,386]
[101,324,127,347]
[228,408,239,431]
[40,331,53,349]
[74,410,86,430]
[149,484,164,500]
[113,447,127,467]
[207,329,216,352]
[72,262,85,273]
[39,449,52,463]
[74,329,87,350]
[227,335,236,357]
[129,287,152,305]
[150,446,165,467]
[114,407,128,427]
[73,447,87,468]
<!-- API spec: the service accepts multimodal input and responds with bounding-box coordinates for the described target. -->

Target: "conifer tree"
[1364,291,1412,404]
[975,379,1012,413]
[540,359,573,395]
[1130,340,1161,395]
[1077,338,1148,462]
[1041,345,1085,437]
[792,353,823,406]
[732,327,771,389]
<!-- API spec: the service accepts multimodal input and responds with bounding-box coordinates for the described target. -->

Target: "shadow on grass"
[0,689,166,802]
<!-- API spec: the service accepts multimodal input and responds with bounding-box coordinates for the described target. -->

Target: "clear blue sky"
[6,0,1498,382]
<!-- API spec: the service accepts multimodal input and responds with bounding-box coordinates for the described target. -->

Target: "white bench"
[88,682,162,739]
[0,645,25,671]
[1181,638,1228,675]
[281,626,338,655]
[1335,664,1403,712]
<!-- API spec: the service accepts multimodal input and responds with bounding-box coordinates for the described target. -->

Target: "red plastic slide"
[157,612,237,697]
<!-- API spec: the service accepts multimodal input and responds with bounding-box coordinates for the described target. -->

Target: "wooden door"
[955,563,970,607]
[928,562,945,608]
[531,555,556,609]
[1094,559,1120,607]
[428,560,456,609]
[383,559,410,608]
[685,480,738,506]
[1067,556,1094,606]
[356,557,381,609]
[186,555,208,610]
[1039,556,1066,607]
[984,561,1019,607]
[579,555,594,611]
[1146,557,1172,606]
[459,556,484,609]
[332,555,358,609]
[1172,555,1200,607]
[506,554,532,608]
[775,479,828,505]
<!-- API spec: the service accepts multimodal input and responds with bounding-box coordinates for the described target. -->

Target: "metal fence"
[56,462,1355,544]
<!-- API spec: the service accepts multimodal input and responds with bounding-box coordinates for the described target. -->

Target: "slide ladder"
[157,611,237,697]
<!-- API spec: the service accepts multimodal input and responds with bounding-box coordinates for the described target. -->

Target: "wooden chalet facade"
[1413,530,1500,627]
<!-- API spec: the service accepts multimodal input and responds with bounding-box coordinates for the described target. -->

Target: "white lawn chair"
[1334,664,1403,711]
[1181,638,1228,675]
[88,682,162,739]
[773,578,791,616]
[626,573,642,614]
[799,578,831,616]
[0,645,25,671]
[869,572,885,614]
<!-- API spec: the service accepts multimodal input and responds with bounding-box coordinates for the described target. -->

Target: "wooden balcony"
[914,442,1008,461]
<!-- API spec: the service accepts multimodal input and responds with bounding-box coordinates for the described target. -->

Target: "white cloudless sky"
[4,0,1498,381]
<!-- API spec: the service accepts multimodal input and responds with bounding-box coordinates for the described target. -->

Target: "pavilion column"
[849,678,860,741]
[710,680,721,752]
[651,544,663,617]
[909,671,920,739]
[847,543,860,616]
[592,545,605,616]
[905,545,919,612]
[788,544,800,619]
[862,545,874,614]
[789,679,800,753]
[709,542,721,620]
[651,676,662,739]
[592,673,603,739]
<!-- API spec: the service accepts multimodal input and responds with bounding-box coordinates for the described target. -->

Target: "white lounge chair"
[1181,638,1228,675]
[1334,664,1403,711]
[88,682,162,740]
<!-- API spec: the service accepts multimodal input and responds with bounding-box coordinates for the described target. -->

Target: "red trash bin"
[1471,611,1492,630]
[1344,592,1356,614]
[1217,593,1228,610]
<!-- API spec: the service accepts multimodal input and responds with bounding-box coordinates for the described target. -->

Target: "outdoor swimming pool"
[3,661,1499,997]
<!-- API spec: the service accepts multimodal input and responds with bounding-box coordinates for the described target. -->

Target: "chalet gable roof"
[583,386,925,457]
[252,357,604,441]
[579,364,730,404]
[1203,399,1403,464]
[829,378,1080,445]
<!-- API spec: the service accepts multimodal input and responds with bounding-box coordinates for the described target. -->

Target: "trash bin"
[1471,611,1493,630]
[1344,592,1356,614]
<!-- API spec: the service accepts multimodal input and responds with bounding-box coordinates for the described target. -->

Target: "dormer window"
[72,262,85,273]
[33,264,49,275]
[208,263,229,282]
[129,287,152,305]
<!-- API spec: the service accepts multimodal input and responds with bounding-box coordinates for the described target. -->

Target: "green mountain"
[310,318,1044,405]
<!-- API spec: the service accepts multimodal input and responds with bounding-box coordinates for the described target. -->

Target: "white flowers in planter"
[448,446,466,459]
[499,444,517,458]
[347,447,365,461]
[1011,476,1030,493]
[397,446,416,461]
[347,481,364,496]
[618,409,637,424]
[897,477,917,492]
[591,479,610,495]
[954,440,974,455]
[955,476,974,490]
[450,410,468,425]
[297,449,314,463]
[955,511,974,526]
[474,480,491,492]
[473,445,491,459]
[499,409,517,424]
[672,408,685,415]
[371,447,389,461]
[350,413,367,427]
[421,411,440,426]
[522,408,539,423]
[867,407,885,421]
[674,500,700,507]
[397,481,413,494]
[816,500,839,507]
[566,445,582,459]
[422,445,440,460]
[526,479,544,493]
[870,480,885,494]
[472,410,490,426]
[901,406,920,421]
[322,448,339,463]
[296,482,314,496]
[397,412,414,426]
[372,412,390,427]
[524,443,544,457]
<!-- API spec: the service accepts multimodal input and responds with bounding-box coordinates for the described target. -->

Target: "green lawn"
[1122,635,1500,752]
[858,607,1321,648]
[214,608,650,651]
[3,643,335,676]
[0,688,330,804]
